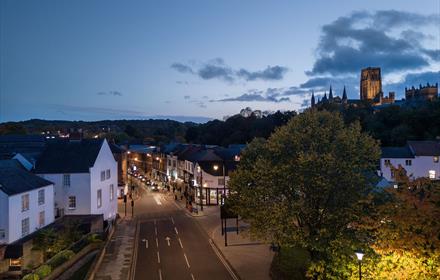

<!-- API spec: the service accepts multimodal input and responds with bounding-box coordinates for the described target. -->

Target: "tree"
[228,110,380,278]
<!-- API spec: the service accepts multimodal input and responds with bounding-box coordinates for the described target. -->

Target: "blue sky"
[1,0,439,122]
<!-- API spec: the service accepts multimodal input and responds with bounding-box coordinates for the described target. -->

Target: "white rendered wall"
[0,191,9,244]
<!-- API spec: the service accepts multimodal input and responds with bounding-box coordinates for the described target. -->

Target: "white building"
[35,139,117,222]
[0,160,55,245]
[380,141,440,182]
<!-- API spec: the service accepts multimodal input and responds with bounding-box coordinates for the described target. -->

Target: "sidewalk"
[94,217,136,280]
[170,189,273,280]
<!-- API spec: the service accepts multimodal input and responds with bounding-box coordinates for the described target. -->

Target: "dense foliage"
[228,110,381,279]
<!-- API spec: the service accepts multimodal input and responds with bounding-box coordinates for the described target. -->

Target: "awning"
[4,244,23,259]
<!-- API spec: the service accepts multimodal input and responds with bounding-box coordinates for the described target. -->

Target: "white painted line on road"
[157,251,161,264]
[209,239,239,280]
[178,238,183,249]
[191,273,195,280]
[155,227,158,236]
[158,269,163,280]
[174,227,179,235]
[171,217,175,224]
[141,239,148,249]
[154,196,162,205]
[165,237,171,246]
[183,253,190,268]
[156,238,159,248]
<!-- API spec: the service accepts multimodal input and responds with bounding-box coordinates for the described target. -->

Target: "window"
[0,229,5,239]
[384,159,391,165]
[68,196,76,209]
[110,184,114,201]
[21,218,30,237]
[21,194,29,212]
[106,169,110,179]
[405,159,412,166]
[101,171,105,181]
[429,170,436,179]
[39,211,45,227]
[168,159,171,166]
[63,174,71,187]
[218,178,225,186]
[38,189,45,205]
[391,170,395,179]
[434,156,439,163]
[97,189,102,208]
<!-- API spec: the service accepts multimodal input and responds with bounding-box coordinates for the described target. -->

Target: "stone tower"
[360,67,382,101]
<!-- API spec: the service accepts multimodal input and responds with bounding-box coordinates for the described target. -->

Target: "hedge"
[47,250,75,269]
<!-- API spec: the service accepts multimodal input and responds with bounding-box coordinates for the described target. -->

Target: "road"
[132,184,234,280]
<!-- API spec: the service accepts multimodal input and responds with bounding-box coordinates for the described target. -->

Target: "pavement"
[93,176,273,280]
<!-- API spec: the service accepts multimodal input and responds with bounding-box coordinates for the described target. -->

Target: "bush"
[22,273,40,280]
[270,247,311,280]
[35,264,51,278]
[47,249,74,268]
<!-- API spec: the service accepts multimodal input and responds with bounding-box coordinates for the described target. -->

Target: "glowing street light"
[213,164,219,171]
[355,251,364,280]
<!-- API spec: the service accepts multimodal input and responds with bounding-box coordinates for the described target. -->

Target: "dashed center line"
[155,227,158,236]
[171,217,175,224]
[191,273,195,280]
[156,237,159,247]
[174,227,179,235]
[178,238,183,249]
[183,253,190,268]
[158,269,163,280]
[157,251,161,263]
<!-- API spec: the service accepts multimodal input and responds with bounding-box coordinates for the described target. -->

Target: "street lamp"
[355,251,364,280]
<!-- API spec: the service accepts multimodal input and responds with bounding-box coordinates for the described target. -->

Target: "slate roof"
[0,134,46,161]
[34,139,104,173]
[198,161,238,176]
[0,160,53,196]
[109,143,126,154]
[381,146,414,158]
[408,141,440,156]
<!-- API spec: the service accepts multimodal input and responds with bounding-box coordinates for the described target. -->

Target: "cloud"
[212,89,291,103]
[171,63,194,74]
[176,81,189,85]
[237,66,288,81]
[171,58,288,82]
[184,95,191,100]
[308,10,439,76]
[97,90,123,96]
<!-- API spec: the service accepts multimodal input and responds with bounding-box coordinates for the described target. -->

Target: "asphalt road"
[132,184,233,280]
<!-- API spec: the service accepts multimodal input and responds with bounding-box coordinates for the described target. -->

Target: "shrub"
[22,273,40,280]
[47,249,74,268]
[270,247,310,280]
[35,264,52,278]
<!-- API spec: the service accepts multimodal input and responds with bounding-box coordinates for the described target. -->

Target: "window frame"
[101,171,106,181]
[39,211,45,227]
[405,159,412,166]
[97,189,102,208]
[21,218,30,237]
[63,174,71,187]
[38,189,45,205]
[110,184,114,201]
[106,169,110,179]
[21,194,29,212]
[68,196,76,209]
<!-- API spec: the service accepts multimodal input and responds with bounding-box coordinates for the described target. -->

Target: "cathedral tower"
[360,67,382,101]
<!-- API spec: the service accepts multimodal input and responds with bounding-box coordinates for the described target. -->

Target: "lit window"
[39,211,45,227]
[429,170,436,179]
[63,174,71,187]
[434,156,439,163]
[110,184,114,201]
[21,218,30,237]
[38,189,45,205]
[405,160,412,166]
[21,194,29,212]
[101,171,105,181]
[106,169,111,179]
[68,196,76,209]
[97,189,102,208]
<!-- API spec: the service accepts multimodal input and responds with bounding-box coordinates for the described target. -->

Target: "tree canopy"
[228,110,381,278]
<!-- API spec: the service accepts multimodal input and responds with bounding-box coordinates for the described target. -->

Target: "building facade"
[360,67,382,101]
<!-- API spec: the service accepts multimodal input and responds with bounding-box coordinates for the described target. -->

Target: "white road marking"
[184,253,190,268]
[156,238,159,247]
[155,227,158,236]
[141,238,148,248]
[209,239,239,280]
[157,251,161,263]
[158,269,163,280]
[154,196,162,205]
[165,237,171,246]
[171,217,175,224]
[178,238,183,249]
[191,273,195,280]
[174,227,179,235]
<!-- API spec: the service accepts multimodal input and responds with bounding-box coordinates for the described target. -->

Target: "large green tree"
[228,110,380,278]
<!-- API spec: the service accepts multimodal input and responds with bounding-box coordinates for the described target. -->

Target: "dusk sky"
[1,0,439,122]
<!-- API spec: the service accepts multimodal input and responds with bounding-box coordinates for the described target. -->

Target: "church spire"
[342,86,347,100]
[311,91,315,107]
[329,85,333,100]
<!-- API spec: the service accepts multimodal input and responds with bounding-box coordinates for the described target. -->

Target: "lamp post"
[355,251,364,280]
